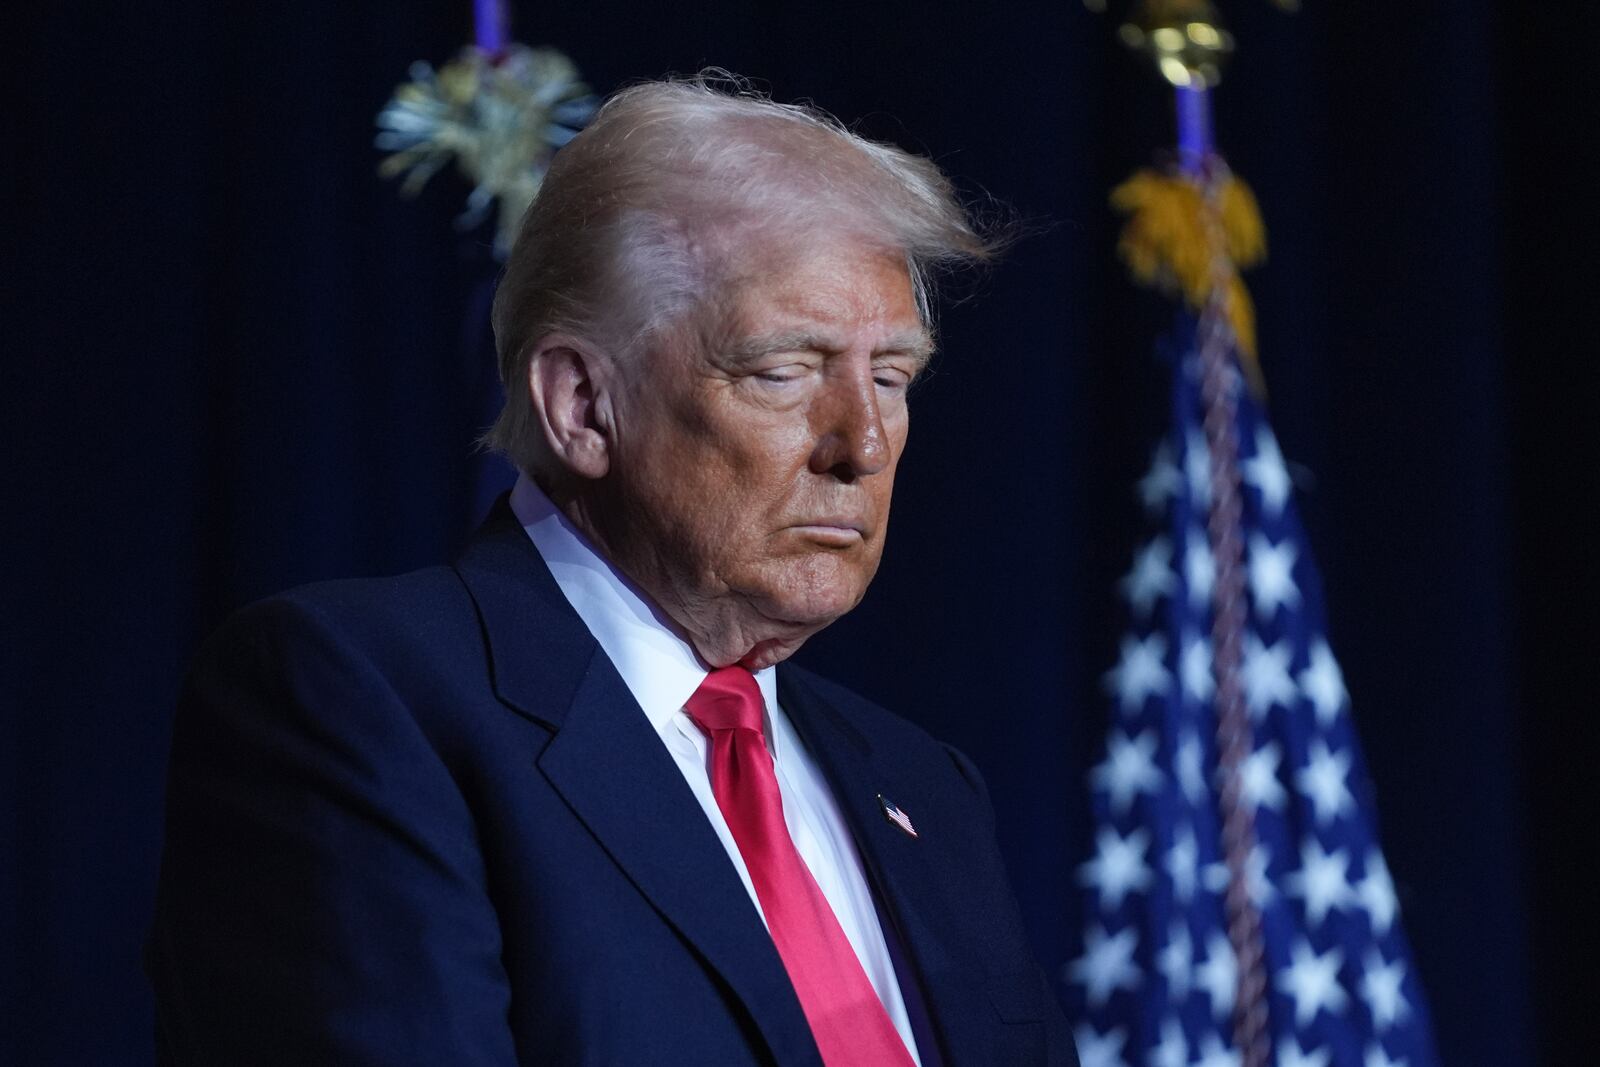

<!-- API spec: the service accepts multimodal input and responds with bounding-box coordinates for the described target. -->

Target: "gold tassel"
[1111,168,1267,392]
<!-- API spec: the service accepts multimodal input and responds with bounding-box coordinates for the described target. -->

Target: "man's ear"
[524,334,615,481]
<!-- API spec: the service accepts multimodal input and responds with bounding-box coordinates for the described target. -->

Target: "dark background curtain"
[6,1,1591,1063]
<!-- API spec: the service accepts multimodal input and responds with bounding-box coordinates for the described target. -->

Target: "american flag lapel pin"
[876,794,918,838]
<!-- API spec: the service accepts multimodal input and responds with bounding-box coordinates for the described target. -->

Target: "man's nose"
[808,362,891,481]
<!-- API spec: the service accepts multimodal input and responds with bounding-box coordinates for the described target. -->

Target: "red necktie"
[686,667,916,1067]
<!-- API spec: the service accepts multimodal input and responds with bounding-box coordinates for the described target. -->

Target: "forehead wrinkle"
[698,237,929,366]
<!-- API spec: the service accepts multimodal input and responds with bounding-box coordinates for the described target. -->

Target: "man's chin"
[686,562,873,668]
[734,590,860,668]
[738,635,810,671]
[753,580,866,633]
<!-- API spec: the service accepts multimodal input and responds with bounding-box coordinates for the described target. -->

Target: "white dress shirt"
[510,476,920,1064]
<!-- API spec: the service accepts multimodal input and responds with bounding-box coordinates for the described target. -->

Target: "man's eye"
[754,365,808,383]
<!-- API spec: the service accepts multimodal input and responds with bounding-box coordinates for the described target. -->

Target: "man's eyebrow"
[728,330,935,366]
[880,330,936,368]
[727,332,834,361]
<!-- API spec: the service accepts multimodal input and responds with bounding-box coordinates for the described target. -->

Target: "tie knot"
[685,666,765,735]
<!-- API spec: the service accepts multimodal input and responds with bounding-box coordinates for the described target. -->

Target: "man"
[150,78,1078,1065]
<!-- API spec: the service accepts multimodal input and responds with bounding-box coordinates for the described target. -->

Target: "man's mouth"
[788,520,867,546]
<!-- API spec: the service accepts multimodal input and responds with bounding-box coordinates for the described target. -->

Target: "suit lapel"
[456,505,822,1067]
[777,668,992,1065]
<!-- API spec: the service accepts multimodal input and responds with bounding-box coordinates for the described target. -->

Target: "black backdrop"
[7,1,1594,1064]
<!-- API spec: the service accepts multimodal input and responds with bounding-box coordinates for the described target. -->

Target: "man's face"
[594,237,930,669]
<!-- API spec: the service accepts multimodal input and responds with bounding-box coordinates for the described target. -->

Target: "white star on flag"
[1360,950,1411,1030]
[1277,1038,1332,1067]
[1296,739,1356,826]
[1138,442,1182,517]
[1241,634,1297,718]
[1355,850,1400,936]
[1184,529,1216,609]
[1193,1034,1242,1067]
[1247,532,1302,619]
[1277,939,1349,1026]
[1243,427,1292,517]
[1166,823,1200,903]
[1149,1018,1187,1067]
[1298,639,1349,727]
[1285,838,1355,926]
[1156,921,1193,1001]
[1105,634,1172,714]
[1069,926,1142,1008]
[1180,632,1215,703]
[1194,933,1237,1021]
[1121,536,1178,617]
[1364,1045,1408,1067]
[1091,730,1165,814]
[1074,1023,1131,1067]
[1236,741,1288,813]
[1079,827,1155,910]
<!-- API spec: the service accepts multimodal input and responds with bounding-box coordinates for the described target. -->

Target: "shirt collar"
[508,475,780,734]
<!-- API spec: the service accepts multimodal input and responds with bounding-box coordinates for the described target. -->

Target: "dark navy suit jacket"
[148,503,1078,1065]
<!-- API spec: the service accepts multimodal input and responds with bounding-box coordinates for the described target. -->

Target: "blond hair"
[485,74,997,475]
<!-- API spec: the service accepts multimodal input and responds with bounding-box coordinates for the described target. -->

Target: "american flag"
[880,795,919,838]
[1062,326,1441,1067]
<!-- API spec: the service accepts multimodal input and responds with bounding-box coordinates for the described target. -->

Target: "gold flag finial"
[1118,0,1235,89]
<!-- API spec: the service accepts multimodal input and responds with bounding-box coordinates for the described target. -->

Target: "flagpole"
[1181,85,1272,1067]
[1134,6,1271,1065]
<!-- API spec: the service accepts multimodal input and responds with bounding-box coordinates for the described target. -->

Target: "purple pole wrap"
[474,0,507,53]
[1176,84,1214,175]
